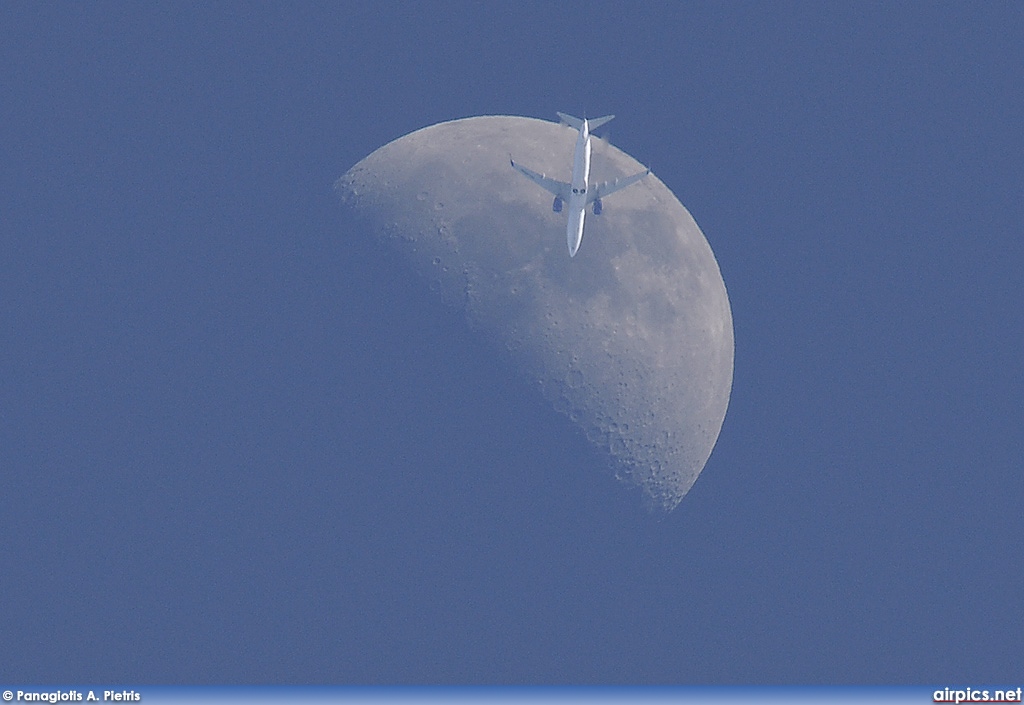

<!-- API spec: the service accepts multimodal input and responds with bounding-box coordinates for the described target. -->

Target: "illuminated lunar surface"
[336,115,733,511]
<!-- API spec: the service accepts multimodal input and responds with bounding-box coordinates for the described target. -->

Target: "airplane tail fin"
[557,112,615,131]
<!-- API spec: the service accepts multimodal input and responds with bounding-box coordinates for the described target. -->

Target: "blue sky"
[2,1,1021,684]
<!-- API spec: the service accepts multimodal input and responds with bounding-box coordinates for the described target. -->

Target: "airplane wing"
[587,168,650,204]
[510,159,571,201]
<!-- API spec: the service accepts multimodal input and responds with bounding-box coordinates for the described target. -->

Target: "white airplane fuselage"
[565,119,592,257]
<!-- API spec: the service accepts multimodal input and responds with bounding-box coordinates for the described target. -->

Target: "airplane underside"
[510,112,649,257]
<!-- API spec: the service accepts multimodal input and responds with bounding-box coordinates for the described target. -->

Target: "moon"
[336,115,733,511]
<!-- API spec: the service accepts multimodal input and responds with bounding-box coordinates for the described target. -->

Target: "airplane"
[510,112,650,257]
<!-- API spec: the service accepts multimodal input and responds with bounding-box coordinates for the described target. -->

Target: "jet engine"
[592,198,603,215]
[552,196,563,213]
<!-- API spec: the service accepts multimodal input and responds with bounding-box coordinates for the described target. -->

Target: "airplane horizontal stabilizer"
[556,112,615,131]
